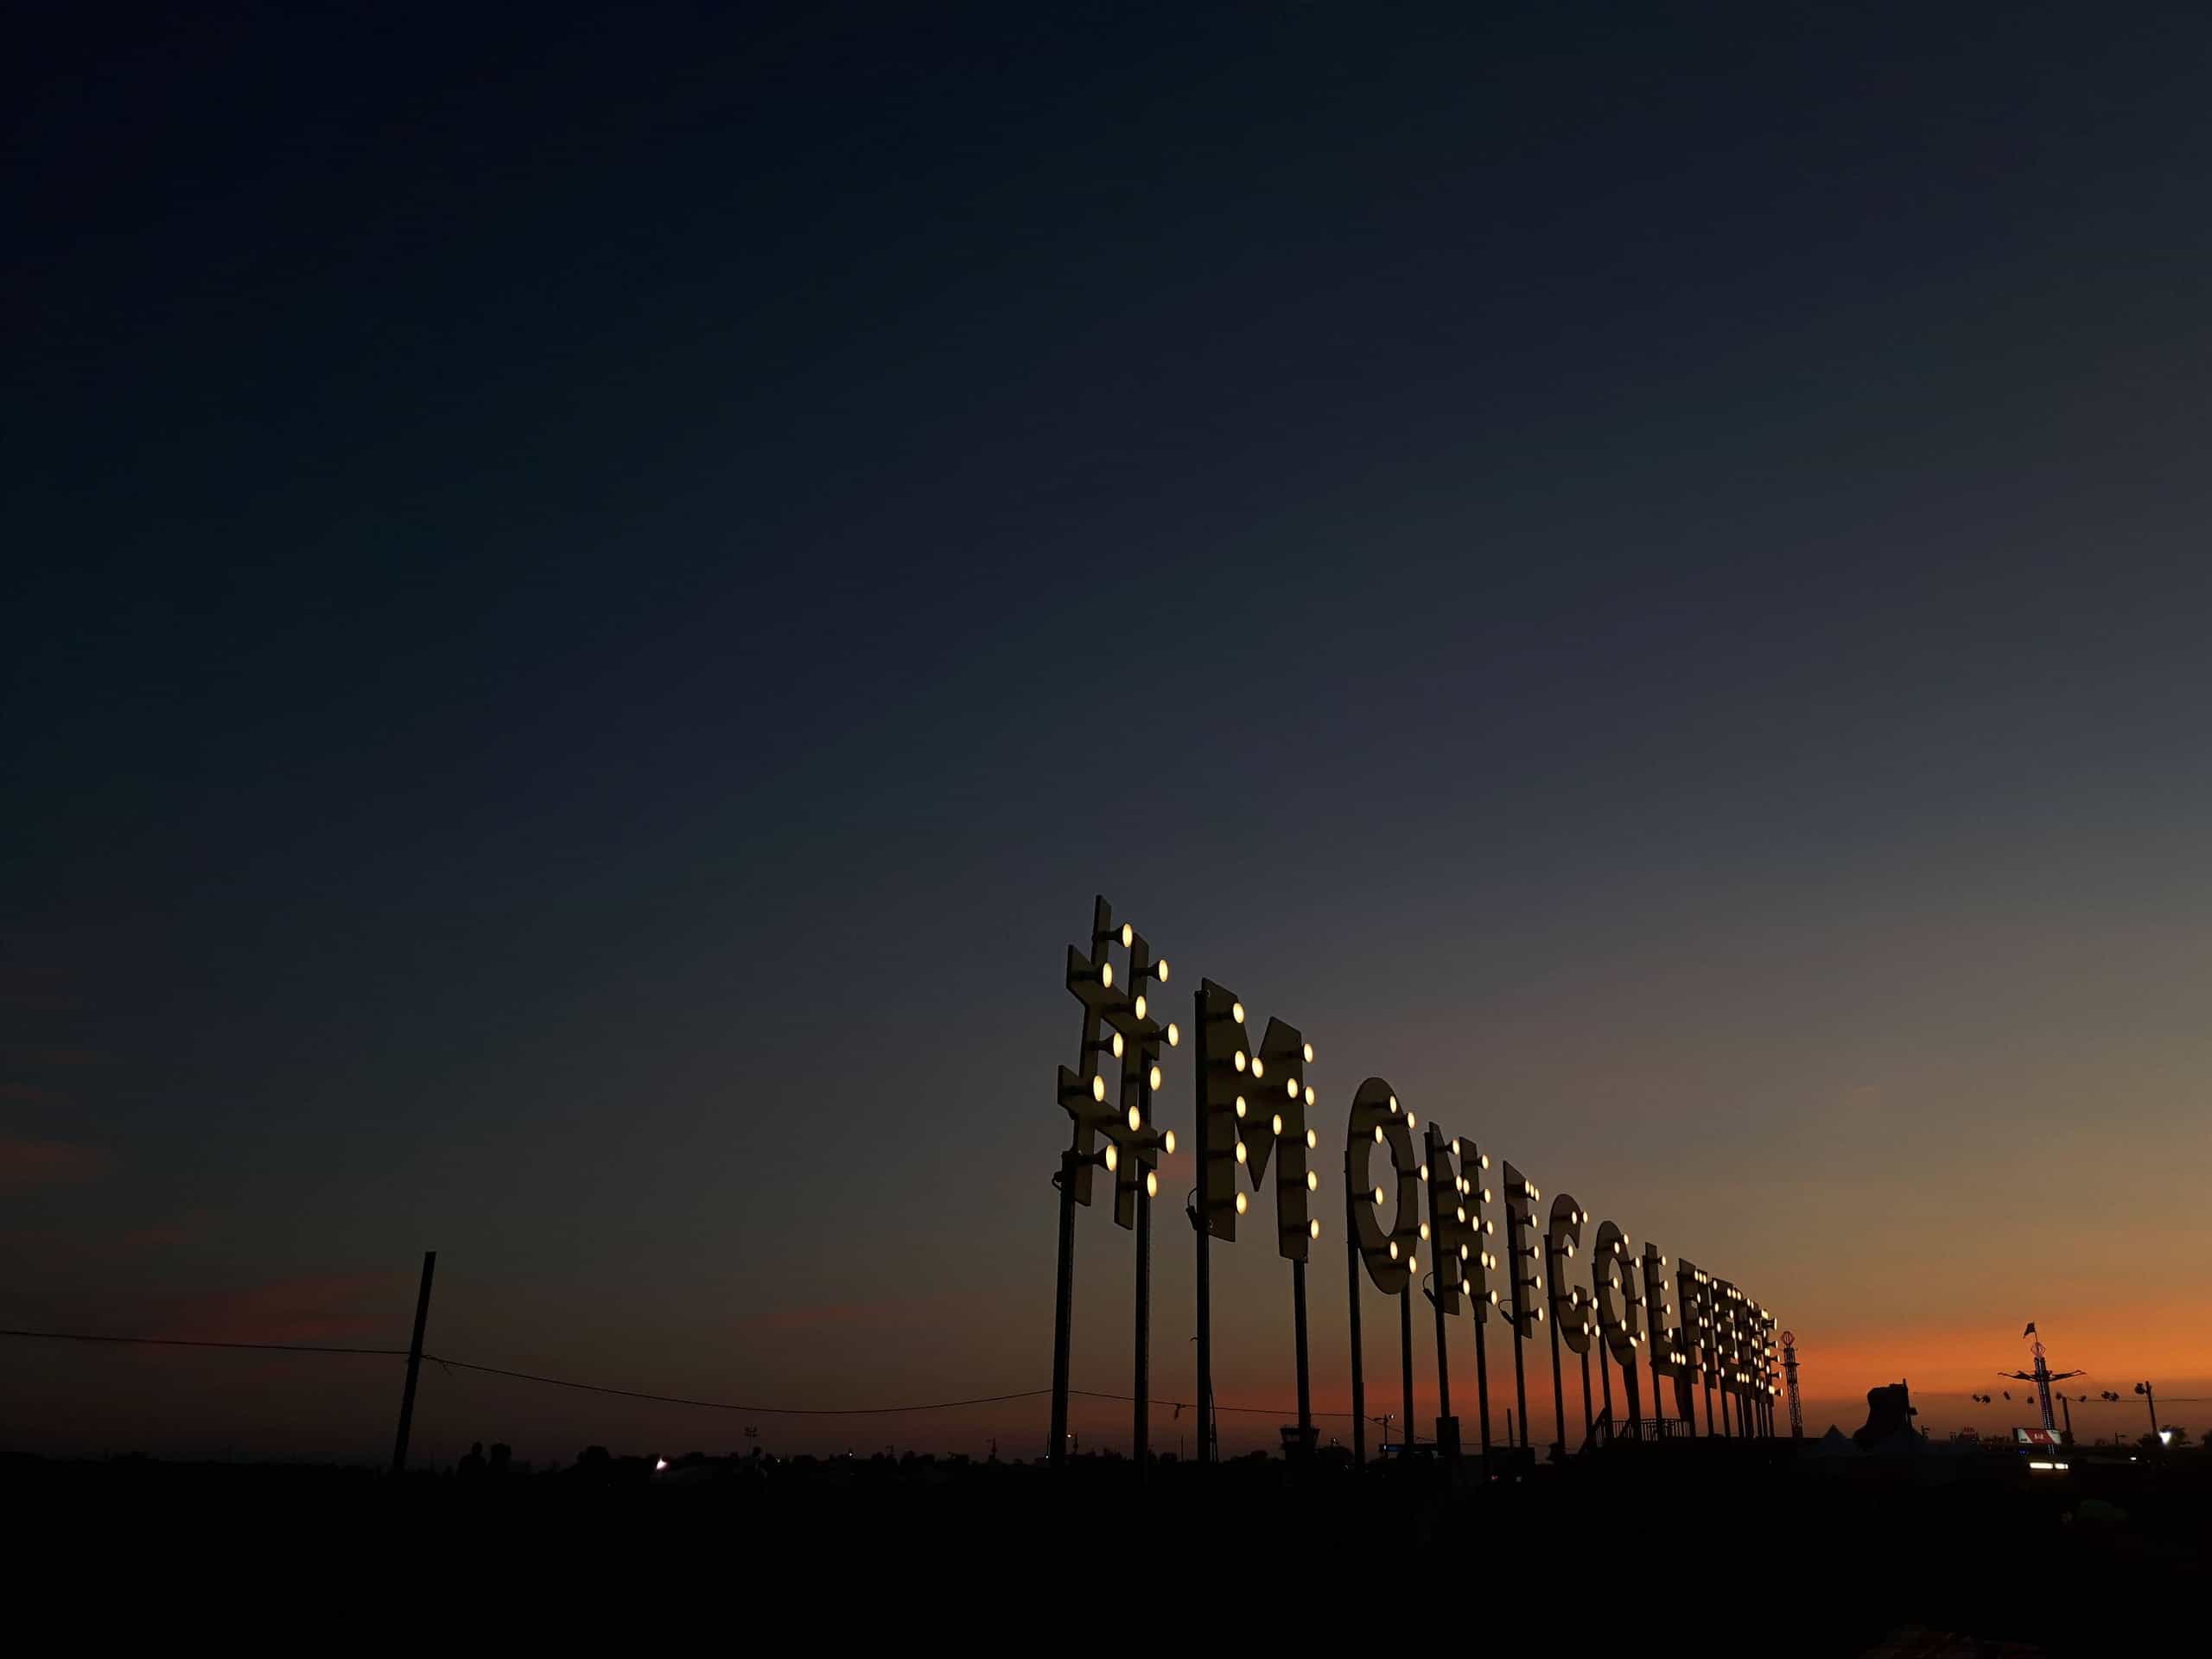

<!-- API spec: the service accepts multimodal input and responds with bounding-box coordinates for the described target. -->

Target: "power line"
[1,1326,407,1357]
[1071,1387,1357,1419]
[0,1326,1377,1422]
[422,1356,1050,1416]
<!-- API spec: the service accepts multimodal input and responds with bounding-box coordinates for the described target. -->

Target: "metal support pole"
[1049,1156,1077,1466]
[1293,1258,1312,1449]
[1510,1317,1529,1449]
[1431,1281,1452,1423]
[1134,1177,1150,1478]
[1621,1340,1641,1438]
[390,1249,436,1476]
[1598,1337,1614,1441]
[1193,988,1211,1468]
[1548,1298,1567,1461]
[1473,1316,1492,1471]
[1399,1286,1415,1455]
[1346,1158,1365,1469]
[1580,1348,1593,1451]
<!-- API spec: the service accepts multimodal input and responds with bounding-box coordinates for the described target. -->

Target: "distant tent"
[1808,1425,1862,1459]
[1869,1425,1925,1457]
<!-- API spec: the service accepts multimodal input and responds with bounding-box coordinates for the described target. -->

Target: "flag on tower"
[2023,1321,2036,1338]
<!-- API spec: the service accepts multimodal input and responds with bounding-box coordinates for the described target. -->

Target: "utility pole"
[390,1250,436,1476]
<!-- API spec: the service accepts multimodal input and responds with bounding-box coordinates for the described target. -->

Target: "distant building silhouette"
[1853,1382,1919,1450]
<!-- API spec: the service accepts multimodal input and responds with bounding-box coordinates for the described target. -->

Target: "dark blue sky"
[7,3,2210,1458]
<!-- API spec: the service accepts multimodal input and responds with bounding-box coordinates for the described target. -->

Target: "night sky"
[7,2,2210,1462]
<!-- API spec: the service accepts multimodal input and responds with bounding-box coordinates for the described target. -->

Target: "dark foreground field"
[8,1439,2200,1649]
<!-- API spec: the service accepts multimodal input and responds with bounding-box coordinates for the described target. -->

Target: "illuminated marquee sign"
[1049,895,1786,1468]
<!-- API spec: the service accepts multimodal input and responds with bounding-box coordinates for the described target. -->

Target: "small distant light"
[1235,1141,1247,1165]
[1156,959,1169,983]
[1419,1222,1432,1241]
[1090,1075,1106,1103]
[1306,1170,1319,1191]
[1252,1058,1266,1079]
[1235,1052,1248,1073]
[1163,1129,1177,1155]
[1134,994,1147,1021]
[654,1458,669,1472]
[1304,1085,1316,1108]
[1271,1113,1283,1135]
[1305,1128,1317,1149]
[1389,1096,1399,1114]
[1373,1185,1386,1205]
[1128,1105,1142,1133]
[1111,1032,1124,1060]
[1231,1002,1244,1024]
[1102,962,1114,989]
[1235,1192,1248,1216]
[1146,1172,1159,1198]
[1301,1042,1313,1064]
[1235,1096,1248,1118]
[1419,1164,1431,1183]
[1148,1064,1162,1090]
[1309,1218,1322,1239]
[1103,1146,1118,1173]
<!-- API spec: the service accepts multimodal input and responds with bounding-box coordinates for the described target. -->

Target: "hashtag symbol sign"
[1058,896,1174,1226]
